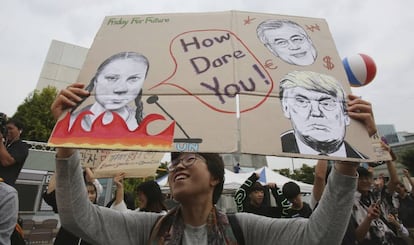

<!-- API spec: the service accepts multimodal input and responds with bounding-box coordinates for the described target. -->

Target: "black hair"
[282,181,301,200]
[171,152,225,204]
[6,118,24,130]
[249,182,265,194]
[136,180,167,213]
[357,166,373,177]
[105,191,136,210]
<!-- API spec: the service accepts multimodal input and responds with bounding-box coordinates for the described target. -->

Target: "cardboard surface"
[48,11,389,163]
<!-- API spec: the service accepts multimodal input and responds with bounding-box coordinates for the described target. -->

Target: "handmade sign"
[48,11,389,163]
[92,151,164,178]
[80,149,111,168]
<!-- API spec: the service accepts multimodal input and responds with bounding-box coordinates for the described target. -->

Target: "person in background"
[105,172,136,210]
[43,173,97,245]
[234,172,293,218]
[0,178,18,245]
[388,208,410,242]
[0,118,29,186]
[282,181,312,218]
[233,163,241,173]
[351,163,405,245]
[110,172,167,214]
[395,169,414,244]
[83,167,103,203]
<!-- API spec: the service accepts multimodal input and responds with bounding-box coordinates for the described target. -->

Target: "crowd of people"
[308,145,414,245]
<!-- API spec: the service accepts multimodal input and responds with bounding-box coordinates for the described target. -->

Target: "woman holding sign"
[70,51,149,131]
[52,83,377,245]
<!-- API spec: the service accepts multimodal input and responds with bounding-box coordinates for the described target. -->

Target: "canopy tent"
[225,167,313,193]
[156,166,313,193]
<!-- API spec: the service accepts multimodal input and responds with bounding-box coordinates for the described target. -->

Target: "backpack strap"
[227,213,245,245]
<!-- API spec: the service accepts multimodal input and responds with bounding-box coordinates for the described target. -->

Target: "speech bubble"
[149,29,274,114]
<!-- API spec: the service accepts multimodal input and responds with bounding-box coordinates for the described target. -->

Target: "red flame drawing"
[48,111,175,151]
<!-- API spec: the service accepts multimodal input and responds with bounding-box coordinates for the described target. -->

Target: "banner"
[48,11,389,163]
[92,151,165,178]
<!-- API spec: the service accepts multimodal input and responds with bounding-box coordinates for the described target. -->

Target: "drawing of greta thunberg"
[70,52,149,131]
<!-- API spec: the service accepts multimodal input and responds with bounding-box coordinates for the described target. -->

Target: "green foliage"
[400,149,414,175]
[275,164,315,184]
[13,86,58,142]
[156,161,169,179]
[278,168,292,178]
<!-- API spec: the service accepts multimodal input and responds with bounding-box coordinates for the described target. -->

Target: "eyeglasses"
[293,96,338,111]
[269,35,305,48]
[167,154,205,172]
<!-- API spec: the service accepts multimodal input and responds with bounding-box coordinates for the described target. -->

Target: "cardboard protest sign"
[92,151,164,178]
[80,149,111,168]
[48,11,389,163]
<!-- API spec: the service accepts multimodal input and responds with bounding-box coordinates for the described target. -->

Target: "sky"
[1,0,413,169]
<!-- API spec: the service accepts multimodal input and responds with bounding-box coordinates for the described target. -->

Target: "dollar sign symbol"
[323,56,334,70]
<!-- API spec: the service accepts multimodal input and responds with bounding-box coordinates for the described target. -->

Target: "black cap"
[282,181,301,199]
[357,166,373,177]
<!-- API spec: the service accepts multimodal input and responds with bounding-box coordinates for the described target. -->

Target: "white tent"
[223,167,313,193]
[157,166,313,193]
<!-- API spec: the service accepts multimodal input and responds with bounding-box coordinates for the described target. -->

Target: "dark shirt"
[284,202,312,218]
[0,139,29,186]
[398,194,414,228]
[234,173,287,218]
[243,204,281,218]
[43,190,92,245]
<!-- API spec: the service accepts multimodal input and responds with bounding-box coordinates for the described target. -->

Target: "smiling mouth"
[174,173,189,182]
[292,52,307,58]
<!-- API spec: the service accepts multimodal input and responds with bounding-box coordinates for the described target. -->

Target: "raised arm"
[110,172,130,212]
[51,83,88,159]
[380,142,399,193]
[354,203,381,242]
[332,93,377,177]
[311,159,328,209]
[234,172,259,212]
[51,83,160,245]
[346,94,377,137]
[403,169,414,196]
[268,182,291,217]
[0,138,16,167]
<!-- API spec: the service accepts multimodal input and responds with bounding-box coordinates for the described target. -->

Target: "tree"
[291,164,315,184]
[400,148,414,175]
[276,164,315,184]
[156,161,169,179]
[13,86,58,142]
[278,168,292,178]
